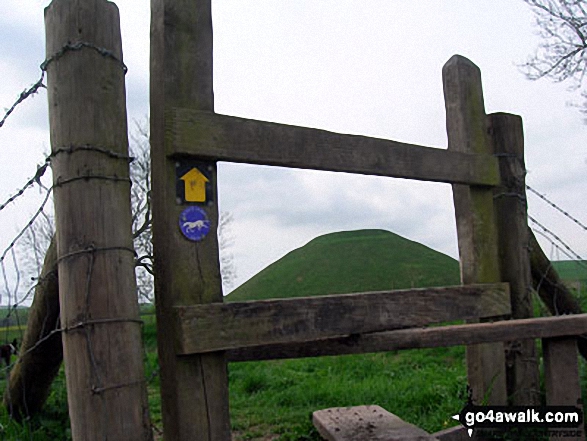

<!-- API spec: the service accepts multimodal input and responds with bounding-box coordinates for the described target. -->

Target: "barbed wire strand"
[527,184,587,232]
[1,40,127,131]
[528,215,587,268]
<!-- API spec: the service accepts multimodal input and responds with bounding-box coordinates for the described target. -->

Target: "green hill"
[226,229,461,302]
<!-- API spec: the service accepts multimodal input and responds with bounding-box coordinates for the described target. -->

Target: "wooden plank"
[443,54,507,406]
[150,0,231,439]
[312,406,438,441]
[45,1,152,439]
[175,283,510,355]
[227,313,587,362]
[489,112,540,405]
[169,108,500,186]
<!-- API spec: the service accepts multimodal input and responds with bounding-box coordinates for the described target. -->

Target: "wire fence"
[0,48,162,438]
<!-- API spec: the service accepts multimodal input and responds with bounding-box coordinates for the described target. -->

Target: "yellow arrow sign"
[180,168,209,202]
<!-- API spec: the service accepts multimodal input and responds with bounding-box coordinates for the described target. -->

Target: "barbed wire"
[1,40,127,132]
[528,215,586,266]
[0,75,46,129]
[0,34,160,438]
[527,184,587,232]
[0,160,50,213]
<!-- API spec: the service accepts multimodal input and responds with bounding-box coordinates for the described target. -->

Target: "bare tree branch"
[520,0,587,109]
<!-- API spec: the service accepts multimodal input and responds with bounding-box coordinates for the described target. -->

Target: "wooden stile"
[443,55,507,405]
[45,0,152,439]
[150,0,231,439]
[169,108,500,186]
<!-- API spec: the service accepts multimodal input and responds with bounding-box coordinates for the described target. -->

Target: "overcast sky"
[0,0,586,301]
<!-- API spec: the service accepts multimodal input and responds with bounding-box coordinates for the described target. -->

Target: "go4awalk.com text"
[452,404,583,438]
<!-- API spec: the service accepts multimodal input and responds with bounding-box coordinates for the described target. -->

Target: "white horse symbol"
[183,219,209,233]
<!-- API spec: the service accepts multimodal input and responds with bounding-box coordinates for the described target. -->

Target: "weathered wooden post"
[45,0,152,439]
[443,55,507,405]
[488,113,540,405]
[150,0,231,439]
[3,238,62,420]
[543,337,585,441]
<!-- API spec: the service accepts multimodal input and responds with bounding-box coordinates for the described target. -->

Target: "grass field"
[0,230,585,440]
[0,315,469,441]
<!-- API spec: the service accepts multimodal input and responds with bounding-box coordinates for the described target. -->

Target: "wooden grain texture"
[45,1,152,439]
[443,55,507,405]
[150,0,231,439]
[170,108,500,186]
[312,406,438,441]
[543,337,584,441]
[175,284,510,355]
[227,313,587,362]
[489,113,540,405]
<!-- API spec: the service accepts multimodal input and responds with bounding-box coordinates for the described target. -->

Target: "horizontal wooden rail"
[174,283,510,355]
[227,313,587,362]
[168,109,500,186]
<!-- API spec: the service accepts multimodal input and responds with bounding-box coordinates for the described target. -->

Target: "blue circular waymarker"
[179,206,210,241]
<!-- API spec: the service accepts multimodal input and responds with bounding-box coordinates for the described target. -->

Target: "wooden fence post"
[45,1,152,439]
[488,113,540,405]
[543,337,584,441]
[442,55,507,405]
[3,237,62,420]
[150,0,231,439]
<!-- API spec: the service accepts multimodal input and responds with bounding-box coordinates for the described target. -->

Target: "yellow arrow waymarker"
[180,168,209,202]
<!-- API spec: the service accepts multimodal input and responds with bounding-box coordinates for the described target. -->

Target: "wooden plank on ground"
[174,283,510,355]
[312,406,438,441]
[227,313,587,362]
[169,108,500,186]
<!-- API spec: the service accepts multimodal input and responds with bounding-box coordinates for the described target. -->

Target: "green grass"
[229,347,468,439]
[0,231,585,439]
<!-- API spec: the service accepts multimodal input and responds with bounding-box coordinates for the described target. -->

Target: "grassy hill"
[227,229,461,302]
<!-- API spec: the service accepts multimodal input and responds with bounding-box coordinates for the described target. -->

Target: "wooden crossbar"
[227,313,587,362]
[174,283,510,355]
[168,109,500,186]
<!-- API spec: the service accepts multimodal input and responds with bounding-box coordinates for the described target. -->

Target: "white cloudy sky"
[0,0,585,300]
